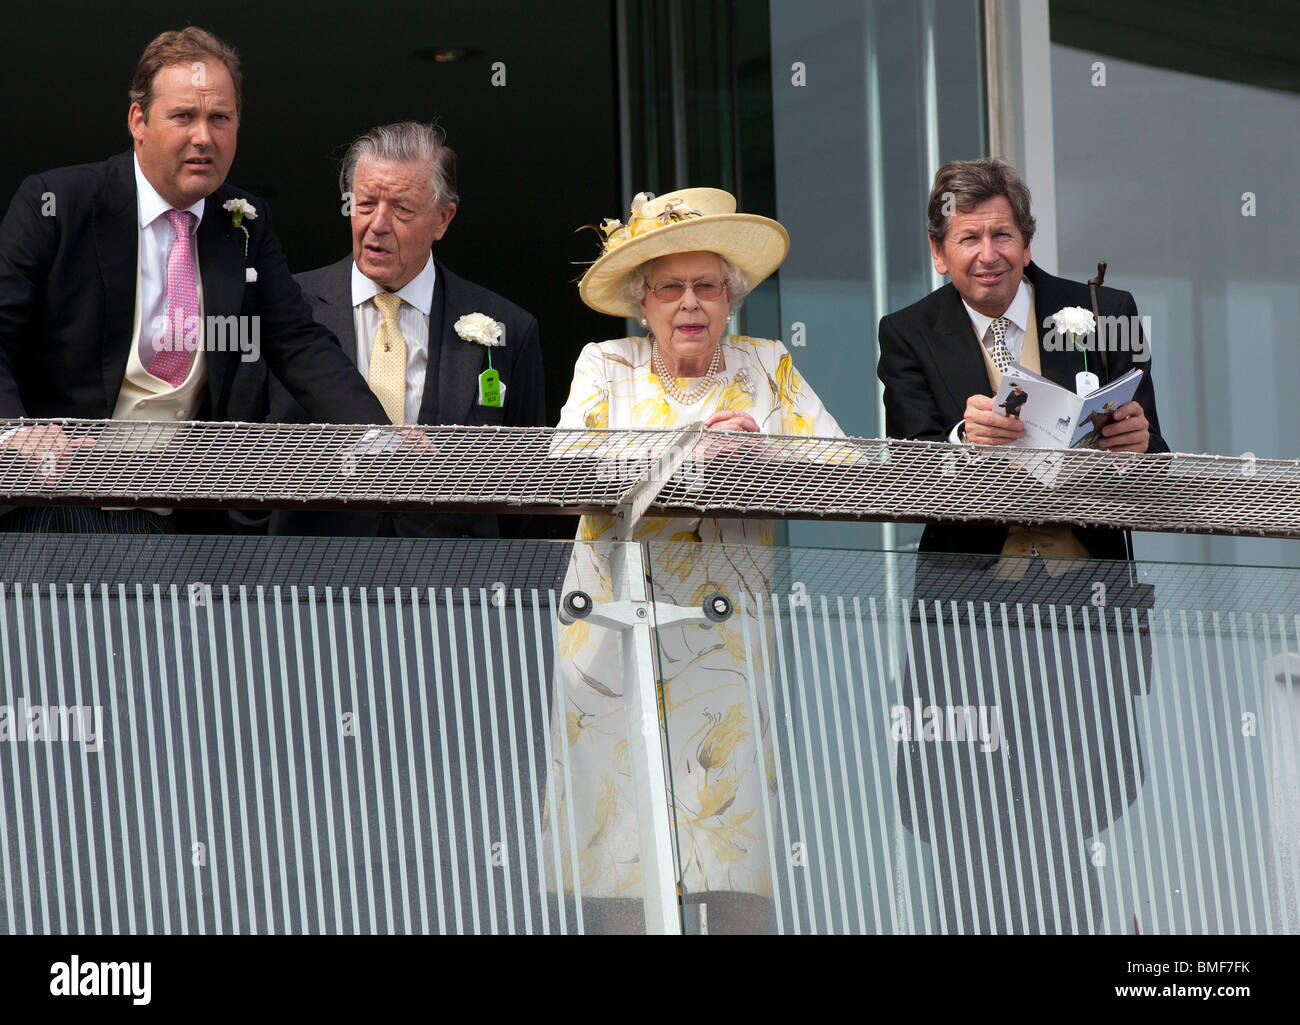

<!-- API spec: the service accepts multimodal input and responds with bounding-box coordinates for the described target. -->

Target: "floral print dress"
[547,334,845,900]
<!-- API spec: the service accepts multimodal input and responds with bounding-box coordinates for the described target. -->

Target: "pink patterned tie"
[149,209,200,386]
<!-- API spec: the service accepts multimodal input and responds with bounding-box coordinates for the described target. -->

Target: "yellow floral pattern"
[546,335,844,899]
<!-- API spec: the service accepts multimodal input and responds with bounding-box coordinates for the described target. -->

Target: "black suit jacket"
[877,261,1168,561]
[266,255,546,538]
[0,151,388,427]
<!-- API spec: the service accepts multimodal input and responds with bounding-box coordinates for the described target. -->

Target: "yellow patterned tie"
[989,316,1014,372]
[368,292,407,424]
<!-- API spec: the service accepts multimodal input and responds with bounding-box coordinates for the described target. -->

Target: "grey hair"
[620,255,752,315]
[339,121,459,208]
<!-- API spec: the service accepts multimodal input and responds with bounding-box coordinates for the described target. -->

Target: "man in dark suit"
[877,158,1166,932]
[265,122,546,538]
[0,27,390,533]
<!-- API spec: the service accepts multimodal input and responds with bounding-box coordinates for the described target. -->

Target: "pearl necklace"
[651,339,722,404]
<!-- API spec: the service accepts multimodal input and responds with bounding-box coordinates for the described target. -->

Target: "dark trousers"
[897,555,1151,933]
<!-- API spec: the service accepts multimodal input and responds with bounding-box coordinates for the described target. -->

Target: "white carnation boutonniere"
[455,313,507,408]
[1051,306,1096,347]
[222,198,259,280]
[1051,305,1100,393]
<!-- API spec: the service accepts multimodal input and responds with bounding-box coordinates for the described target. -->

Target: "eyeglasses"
[647,277,726,302]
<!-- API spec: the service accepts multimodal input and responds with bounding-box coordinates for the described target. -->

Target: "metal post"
[609,540,683,935]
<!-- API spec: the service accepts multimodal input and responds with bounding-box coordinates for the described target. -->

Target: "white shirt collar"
[961,278,1031,342]
[133,154,204,230]
[351,252,436,315]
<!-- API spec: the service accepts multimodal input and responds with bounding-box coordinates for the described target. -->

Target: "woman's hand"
[704,410,759,432]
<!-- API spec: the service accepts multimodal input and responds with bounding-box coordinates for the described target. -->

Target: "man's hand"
[962,394,1025,446]
[0,425,95,479]
[1098,401,1150,453]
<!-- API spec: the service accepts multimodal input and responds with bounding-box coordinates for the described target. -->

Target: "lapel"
[314,257,359,363]
[424,260,484,425]
[93,152,141,412]
[1025,262,1085,388]
[928,282,993,413]
[197,187,247,409]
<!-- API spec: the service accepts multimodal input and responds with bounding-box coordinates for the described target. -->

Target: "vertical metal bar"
[356,587,395,933]
[390,589,429,934]
[961,601,1010,932]
[204,587,238,934]
[1245,612,1288,934]
[927,599,983,931]
[342,586,379,934]
[546,587,586,934]
[64,584,101,933]
[129,583,171,934]
[999,604,1045,932]
[269,587,309,933]
[835,597,881,934]
[1048,606,1092,933]
[496,591,530,933]
[738,593,787,934]
[858,597,903,934]
[1028,605,1074,932]
[770,592,820,930]
[408,587,447,935]
[249,586,289,933]
[980,602,1026,933]
[915,595,967,931]
[1214,612,1258,933]
[443,587,482,934]
[0,587,17,934]
[821,597,867,933]
[531,587,570,935]
[426,588,465,934]
[325,587,362,932]
[804,597,850,932]
[513,594,549,934]
[667,0,689,187]
[1274,616,1300,927]
[752,593,798,933]
[459,585,498,933]
[219,586,254,933]
[47,584,85,933]
[308,586,346,934]
[614,0,634,204]
[0,585,33,933]
[920,0,944,295]
[907,600,955,933]
[169,585,204,934]
[16,583,54,932]
[236,586,275,932]
[608,540,681,935]
[1141,609,1184,932]
[1181,611,1227,931]
[32,582,71,933]
[888,596,928,934]
[1160,610,1205,930]
[475,589,514,933]
[371,589,411,933]
[1079,605,1125,932]
[1110,606,1159,933]
[114,582,153,933]
[144,584,185,934]
[287,586,328,934]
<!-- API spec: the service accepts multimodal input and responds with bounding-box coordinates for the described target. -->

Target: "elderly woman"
[547,189,844,933]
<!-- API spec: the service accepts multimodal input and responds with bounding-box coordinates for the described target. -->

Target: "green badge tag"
[479,368,501,407]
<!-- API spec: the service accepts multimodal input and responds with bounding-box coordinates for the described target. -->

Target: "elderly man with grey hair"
[265,121,545,538]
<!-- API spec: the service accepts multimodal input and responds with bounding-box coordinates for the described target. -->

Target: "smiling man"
[877,158,1169,934]
[265,122,545,538]
[0,27,390,532]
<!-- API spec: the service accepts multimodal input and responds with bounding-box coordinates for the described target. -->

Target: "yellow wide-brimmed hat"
[578,188,790,317]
